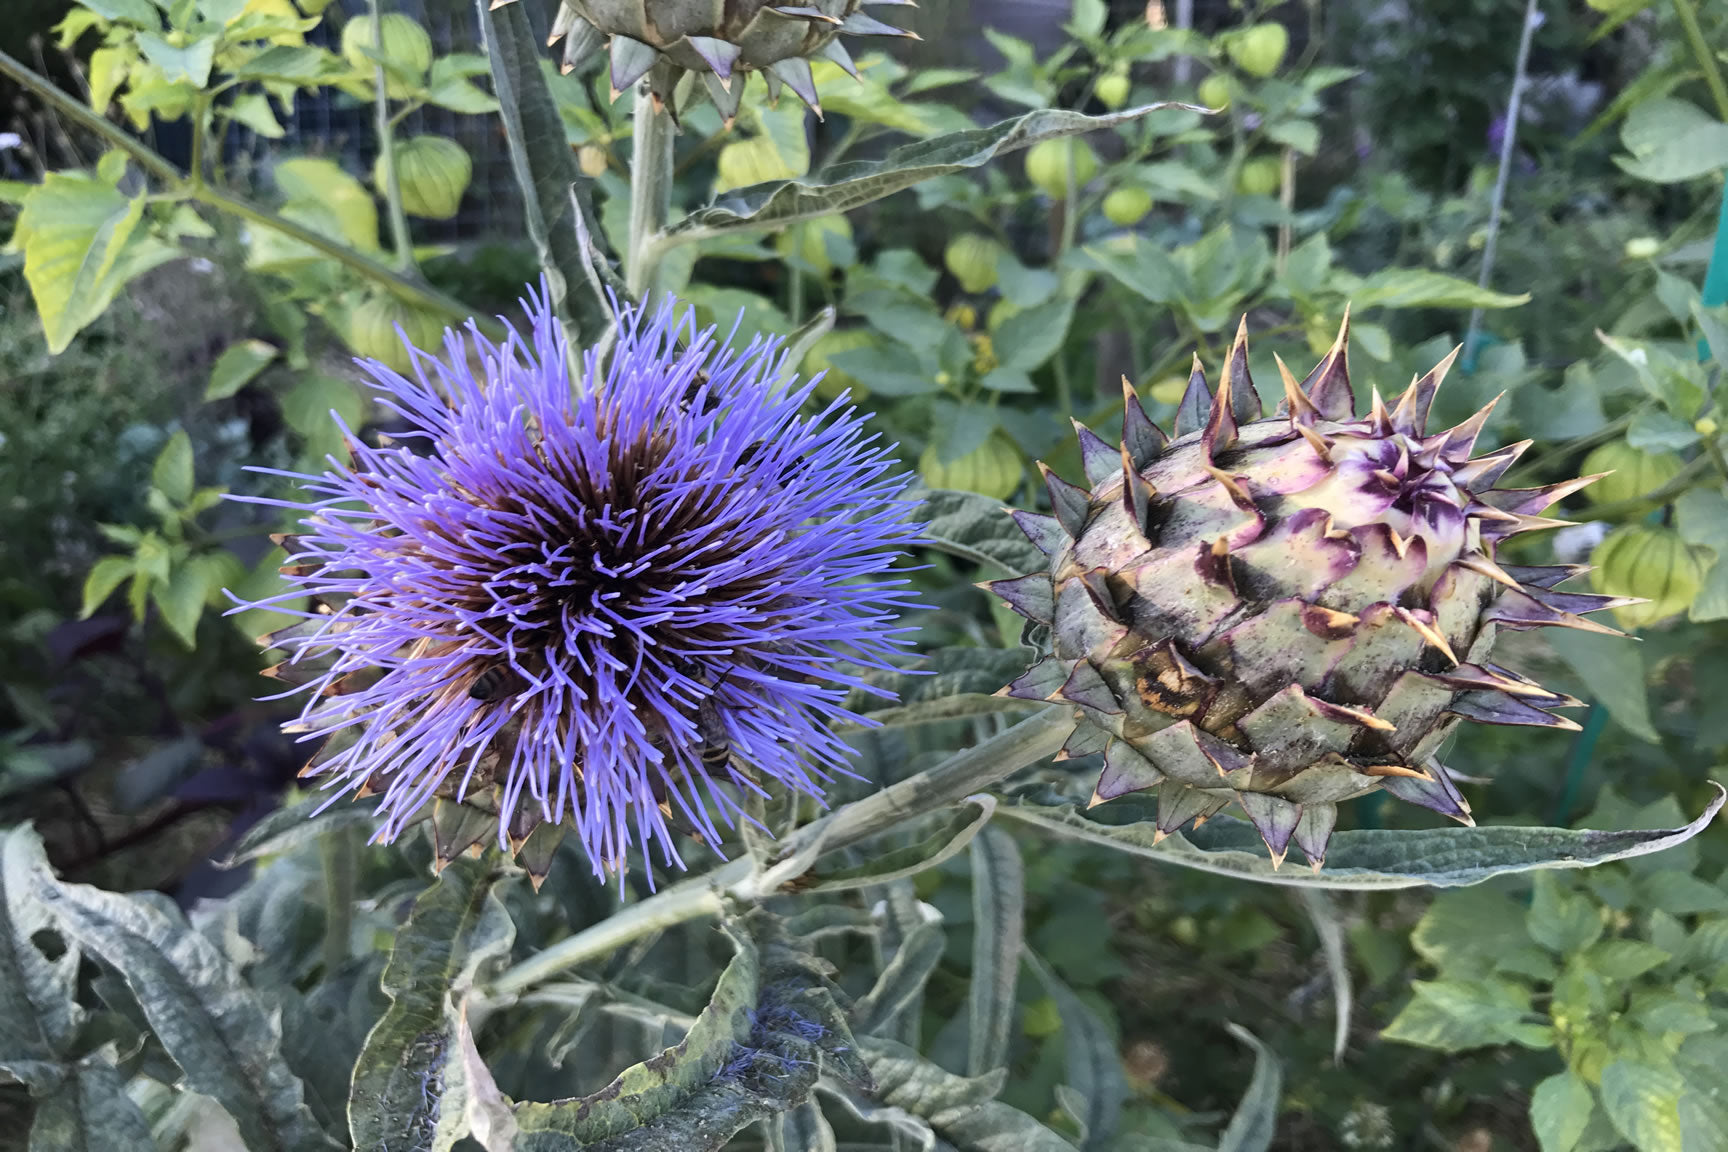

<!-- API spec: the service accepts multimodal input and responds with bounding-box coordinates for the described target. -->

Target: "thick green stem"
[320,823,360,975]
[626,82,675,301]
[0,46,483,330]
[368,0,418,274]
[1672,0,1728,121]
[482,706,1074,999]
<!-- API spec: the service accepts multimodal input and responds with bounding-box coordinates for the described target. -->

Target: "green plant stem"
[1672,0,1728,121]
[189,93,211,188]
[369,0,417,275]
[626,83,675,300]
[320,823,359,975]
[0,46,483,330]
[482,706,1074,999]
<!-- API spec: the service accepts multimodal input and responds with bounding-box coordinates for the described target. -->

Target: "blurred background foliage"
[1,0,1727,1148]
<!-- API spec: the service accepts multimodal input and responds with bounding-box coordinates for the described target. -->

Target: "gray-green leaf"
[348,856,515,1152]
[16,830,335,1151]
[672,104,1201,238]
[997,785,1725,889]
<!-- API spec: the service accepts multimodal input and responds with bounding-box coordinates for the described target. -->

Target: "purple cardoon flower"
[237,291,921,880]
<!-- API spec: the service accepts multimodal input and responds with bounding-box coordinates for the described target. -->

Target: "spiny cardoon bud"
[541,0,917,123]
[239,292,921,882]
[988,317,1631,868]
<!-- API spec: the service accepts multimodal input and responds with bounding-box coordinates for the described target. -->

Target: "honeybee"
[695,694,731,772]
[468,663,525,703]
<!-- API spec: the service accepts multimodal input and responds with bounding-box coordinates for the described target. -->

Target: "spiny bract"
[988,317,1630,869]
[536,0,917,122]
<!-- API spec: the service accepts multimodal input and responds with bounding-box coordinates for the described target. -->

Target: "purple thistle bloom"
[235,290,922,880]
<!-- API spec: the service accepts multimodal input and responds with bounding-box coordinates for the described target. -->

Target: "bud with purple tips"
[987,316,1632,869]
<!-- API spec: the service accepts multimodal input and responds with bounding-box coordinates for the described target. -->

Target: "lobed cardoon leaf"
[965,827,1024,1077]
[1026,951,1127,1150]
[11,829,335,1152]
[852,919,945,1037]
[998,786,1725,889]
[765,1100,837,1152]
[1215,1024,1283,1152]
[1295,889,1353,1063]
[672,104,1202,239]
[504,911,866,1150]
[0,828,81,1094]
[348,857,515,1152]
[217,795,377,867]
[26,1048,155,1152]
[861,1037,1078,1152]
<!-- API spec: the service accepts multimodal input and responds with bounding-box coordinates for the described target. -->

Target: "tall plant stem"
[368,0,418,274]
[1671,0,1728,121]
[320,823,360,975]
[1462,0,1540,371]
[482,706,1075,999]
[626,82,675,301]
[0,46,482,329]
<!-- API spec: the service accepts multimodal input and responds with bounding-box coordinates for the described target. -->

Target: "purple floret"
[233,289,922,880]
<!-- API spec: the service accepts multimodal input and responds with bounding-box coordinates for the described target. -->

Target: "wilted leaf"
[349,856,515,1152]
[1216,1024,1283,1152]
[15,830,335,1151]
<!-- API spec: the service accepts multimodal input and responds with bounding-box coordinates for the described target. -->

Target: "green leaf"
[1600,1060,1684,1152]
[1583,940,1671,982]
[0,828,82,1093]
[13,831,335,1151]
[425,56,500,113]
[1545,630,1658,743]
[1636,870,1728,915]
[1615,99,1728,184]
[1530,1070,1594,1152]
[478,0,606,337]
[79,555,135,619]
[801,797,996,892]
[1216,1023,1283,1152]
[1027,951,1127,1149]
[27,1048,155,1152]
[11,173,180,354]
[672,103,1198,237]
[150,429,193,506]
[1072,236,1187,304]
[967,826,1025,1076]
[1411,887,1547,978]
[1381,979,1548,1052]
[1528,874,1604,954]
[994,293,1076,372]
[915,486,1045,575]
[1350,268,1529,310]
[348,857,514,1152]
[136,31,216,87]
[206,339,279,401]
[235,45,344,84]
[863,1037,1079,1152]
[78,0,160,26]
[996,785,1726,890]
[228,91,285,138]
[272,158,378,251]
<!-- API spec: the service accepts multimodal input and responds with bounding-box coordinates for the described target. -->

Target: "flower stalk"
[626,82,676,300]
[481,705,1073,999]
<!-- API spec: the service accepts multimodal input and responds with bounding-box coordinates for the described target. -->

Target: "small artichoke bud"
[545,0,916,122]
